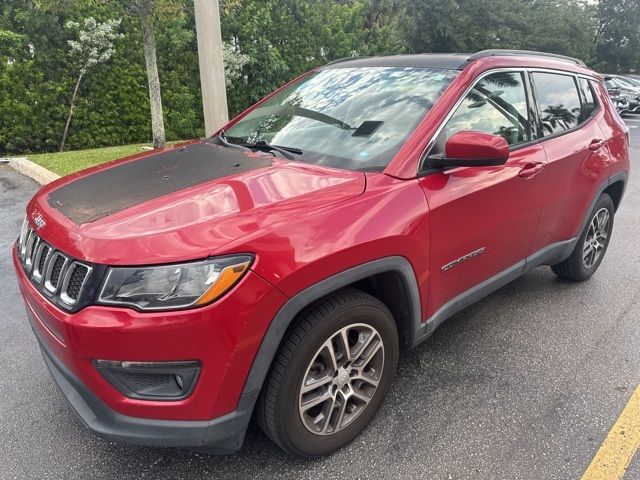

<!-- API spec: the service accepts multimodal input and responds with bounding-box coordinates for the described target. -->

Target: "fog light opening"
[93,360,201,401]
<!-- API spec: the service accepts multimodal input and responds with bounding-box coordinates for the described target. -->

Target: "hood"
[28,140,365,265]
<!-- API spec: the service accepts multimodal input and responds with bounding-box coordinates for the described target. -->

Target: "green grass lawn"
[22,142,185,176]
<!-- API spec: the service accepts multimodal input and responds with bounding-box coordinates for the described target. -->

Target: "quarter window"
[444,71,530,146]
[531,72,582,136]
[578,78,597,120]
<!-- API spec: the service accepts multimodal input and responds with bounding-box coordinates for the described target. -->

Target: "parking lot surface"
[1,120,639,479]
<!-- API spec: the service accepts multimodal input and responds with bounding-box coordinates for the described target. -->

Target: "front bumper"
[36,325,256,453]
[13,245,286,451]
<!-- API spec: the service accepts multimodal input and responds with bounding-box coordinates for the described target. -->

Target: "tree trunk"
[140,11,166,148]
[60,70,84,153]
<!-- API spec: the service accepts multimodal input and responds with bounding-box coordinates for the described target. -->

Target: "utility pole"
[194,0,228,137]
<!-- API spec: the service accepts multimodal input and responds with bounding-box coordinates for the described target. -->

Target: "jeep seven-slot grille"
[17,217,92,309]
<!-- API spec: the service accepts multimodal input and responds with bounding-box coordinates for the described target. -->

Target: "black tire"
[256,288,399,457]
[551,193,614,281]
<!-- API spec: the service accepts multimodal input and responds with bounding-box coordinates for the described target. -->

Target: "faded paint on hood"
[27,141,365,265]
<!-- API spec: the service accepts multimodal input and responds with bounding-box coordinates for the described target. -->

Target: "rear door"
[419,70,547,318]
[528,72,610,252]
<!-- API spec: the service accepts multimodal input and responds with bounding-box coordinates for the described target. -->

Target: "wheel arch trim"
[576,171,627,238]
[241,256,422,396]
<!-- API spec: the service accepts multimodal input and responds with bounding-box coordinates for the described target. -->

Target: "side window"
[444,71,530,146]
[531,72,582,136]
[578,78,598,120]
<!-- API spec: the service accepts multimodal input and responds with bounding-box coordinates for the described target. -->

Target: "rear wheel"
[256,288,398,457]
[551,193,614,281]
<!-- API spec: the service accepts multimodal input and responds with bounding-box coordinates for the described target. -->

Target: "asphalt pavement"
[1,120,639,480]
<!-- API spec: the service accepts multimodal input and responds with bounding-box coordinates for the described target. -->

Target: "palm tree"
[463,72,528,139]
[465,72,521,105]
[542,105,576,133]
[494,125,520,143]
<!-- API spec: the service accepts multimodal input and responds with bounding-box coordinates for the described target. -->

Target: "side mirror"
[428,131,510,168]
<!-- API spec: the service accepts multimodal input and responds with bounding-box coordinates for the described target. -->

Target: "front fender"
[241,256,422,398]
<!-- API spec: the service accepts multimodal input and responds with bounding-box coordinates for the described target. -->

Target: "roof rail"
[468,49,587,68]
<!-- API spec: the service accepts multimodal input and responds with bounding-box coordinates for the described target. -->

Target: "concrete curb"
[2,157,60,185]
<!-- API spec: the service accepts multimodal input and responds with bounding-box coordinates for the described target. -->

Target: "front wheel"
[551,193,614,281]
[256,288,399,457]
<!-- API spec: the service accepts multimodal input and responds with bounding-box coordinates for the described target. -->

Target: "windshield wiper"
[239,140,302,160]
[216,131,302,160]
[216,130,252,152]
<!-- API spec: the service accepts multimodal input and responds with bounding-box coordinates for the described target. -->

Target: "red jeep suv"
[13,50,629,457]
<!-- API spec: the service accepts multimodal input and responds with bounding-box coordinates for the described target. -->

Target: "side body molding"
[241,256,423,396]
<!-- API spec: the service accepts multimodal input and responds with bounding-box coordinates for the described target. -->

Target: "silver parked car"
[605,75,640,113]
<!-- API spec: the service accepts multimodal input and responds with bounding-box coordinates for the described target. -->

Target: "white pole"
[193,0,229,137]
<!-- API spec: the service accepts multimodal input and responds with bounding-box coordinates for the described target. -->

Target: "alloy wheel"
[298,323,384,435]
[583,207,610,269]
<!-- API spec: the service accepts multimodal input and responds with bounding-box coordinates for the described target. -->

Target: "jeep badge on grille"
[32,213,46,230]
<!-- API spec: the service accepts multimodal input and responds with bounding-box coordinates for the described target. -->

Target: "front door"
[419,70,547,319]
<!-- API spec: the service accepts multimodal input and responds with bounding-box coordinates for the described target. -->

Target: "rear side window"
[531,72,582,136]
[444,71,530,146]
[578,78,597,119]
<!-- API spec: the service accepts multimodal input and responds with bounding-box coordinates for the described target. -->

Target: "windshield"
[614,77,639,90]
[223,67,458,171]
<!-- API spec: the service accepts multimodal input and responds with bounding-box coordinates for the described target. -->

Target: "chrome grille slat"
[60,262,92,306]
[32,243,52,282]
[44,252,68,294]
[18,218,30,257]
[24,233,39,271]
[22,227,34,257]
[18,216,93,309]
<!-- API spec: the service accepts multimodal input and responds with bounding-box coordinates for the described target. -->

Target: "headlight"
[98,255,253,311]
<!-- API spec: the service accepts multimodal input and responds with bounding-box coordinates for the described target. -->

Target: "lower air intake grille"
[121,372,177,390]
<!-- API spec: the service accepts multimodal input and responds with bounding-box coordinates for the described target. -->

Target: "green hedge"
[1,0,638,156]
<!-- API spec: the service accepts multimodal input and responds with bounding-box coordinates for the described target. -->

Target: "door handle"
[518,162,544,179]
[589,139,607,151]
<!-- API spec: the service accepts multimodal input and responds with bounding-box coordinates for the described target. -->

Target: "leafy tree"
[222,41,249,81]
[2,0,640,157]
[126,0,186,148]
[360,0,409,55]
[593,0,640,72]
[0,28,28,62]
[404,0,596,60]
[38,0,189,148]
[60,17,122,152]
